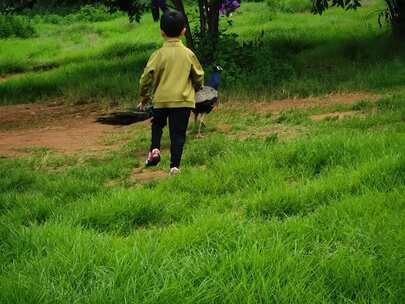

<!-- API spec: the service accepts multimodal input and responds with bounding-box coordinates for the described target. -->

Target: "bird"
[96,66,223,129]
[194,65,223,137]
[95,104,153,125]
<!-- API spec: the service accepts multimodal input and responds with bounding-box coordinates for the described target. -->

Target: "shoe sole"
[145,156,160,167]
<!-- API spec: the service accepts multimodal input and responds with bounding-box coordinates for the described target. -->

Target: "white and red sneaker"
[169,167,180,176]
[145,148,161,166]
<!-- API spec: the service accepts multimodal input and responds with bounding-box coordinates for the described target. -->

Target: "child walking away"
[138,10,204,175]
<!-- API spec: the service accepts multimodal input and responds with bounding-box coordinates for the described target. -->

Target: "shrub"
[267,0,312,13]
[66,5,122,23]
[39,14,65,24]
[193,29,278,88]
[29,5,123,24]
[0,14,35,38]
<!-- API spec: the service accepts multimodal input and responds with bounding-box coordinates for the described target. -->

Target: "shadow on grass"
[0,42,158,105]
[2,32,405,105]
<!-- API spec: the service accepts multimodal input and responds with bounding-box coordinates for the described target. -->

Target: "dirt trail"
[310,110,359,121]
[0,100,104,129]
[130,168,168,181]
[0,120,122,156]
[0,92,378,158]
[0,100,122,156]
[0,73,23,83]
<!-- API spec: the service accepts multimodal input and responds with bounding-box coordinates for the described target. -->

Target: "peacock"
[96,66,222,131]
[96,104,153,125]
[194,65,223,136]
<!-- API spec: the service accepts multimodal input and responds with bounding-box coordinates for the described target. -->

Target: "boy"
[138,10,204,175]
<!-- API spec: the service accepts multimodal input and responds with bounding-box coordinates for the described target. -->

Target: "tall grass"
[1,1,405,301]
[267,0,312,13]
[0,15,35,39]
[1,93,405,302]
[2,1,405,105]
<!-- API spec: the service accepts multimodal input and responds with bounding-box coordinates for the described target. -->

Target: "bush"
[267,0,312,13]
[0,15,35,38]
[38,14,65,24]
[29,5,123,24]
[66,5,122,23]
[193,28,272,88]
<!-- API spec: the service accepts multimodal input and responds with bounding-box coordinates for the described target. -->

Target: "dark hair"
[160,10,186,38]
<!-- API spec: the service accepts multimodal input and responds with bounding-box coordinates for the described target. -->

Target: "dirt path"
[0,100,123,156]
[0,73,24,84]
[0,120,123,156]
[0,92,378,158]
[0,100,104,129]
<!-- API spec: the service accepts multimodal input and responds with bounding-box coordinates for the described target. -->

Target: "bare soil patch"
[0,92,378,158]
[0,99,107,130]
[130,168,167,182]
[0,73,24,83]
[310,110,359,121]
[0,100,124,157]
[228,92,378,114]
[0,120,123,156]
[236,125,307,141]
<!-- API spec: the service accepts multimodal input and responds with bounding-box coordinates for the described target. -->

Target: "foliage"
[2,2,405,105]
[267,0,312,13]
[377,0,405,35]
[311,0,405,38]
[311,0,362,14]
[0,14,35,38]
[66,4,122,22]
[0,0,92,14]
[1,2,405,301]
[103,0,148,22]
[192,25,264,72]
[0,0,147,22]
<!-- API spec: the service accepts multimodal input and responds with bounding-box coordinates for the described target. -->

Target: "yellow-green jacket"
[139,39,204,109]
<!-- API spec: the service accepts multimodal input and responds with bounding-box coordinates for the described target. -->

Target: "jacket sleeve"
[139,51,160,105]
[190,52,204,91]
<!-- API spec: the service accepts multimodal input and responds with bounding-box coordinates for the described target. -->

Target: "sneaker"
[169,167,180,176]
[145,148,160,166]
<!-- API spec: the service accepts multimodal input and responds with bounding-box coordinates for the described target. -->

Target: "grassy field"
[1,0,405,105]
[1,94,405,303]
[1,1,405,303]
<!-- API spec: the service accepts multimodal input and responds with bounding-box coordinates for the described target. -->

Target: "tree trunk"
[198,0,207,35]
[171,0,221,55]
[207,0,220,37]
[392,18,405,38]
[387,0,405,39]
[171,0,194,49]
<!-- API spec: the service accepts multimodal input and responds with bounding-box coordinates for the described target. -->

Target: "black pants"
[150,107,191,168]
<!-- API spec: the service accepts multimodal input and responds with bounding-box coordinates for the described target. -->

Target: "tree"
[312,0,405,38]
[103,0,148,22]
[0,0,37,13]
[157,0,233,50]
[198,0,221,38]
[0,0,239,52]
[0,0,147,22]
[170,0,195,48]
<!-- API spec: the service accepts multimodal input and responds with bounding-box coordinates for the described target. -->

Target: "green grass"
[1,93,405,302]
[1,1,405,302]
[2,1,405,105]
